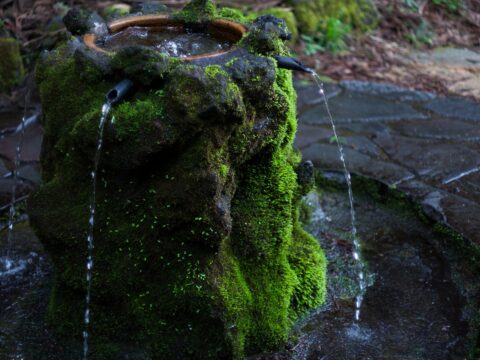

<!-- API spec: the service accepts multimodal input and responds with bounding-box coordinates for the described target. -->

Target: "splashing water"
[309,72,366,322]
[83,102,111,360]
[4,100,29,271]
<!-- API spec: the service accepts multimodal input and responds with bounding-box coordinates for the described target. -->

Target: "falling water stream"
[83,101,112,360]
[309,72,367,322]
[4,98,29,272]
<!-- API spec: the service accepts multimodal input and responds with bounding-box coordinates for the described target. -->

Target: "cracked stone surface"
[295,80,480,244]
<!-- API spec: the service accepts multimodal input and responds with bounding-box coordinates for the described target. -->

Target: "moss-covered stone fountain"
[28,0,327,358]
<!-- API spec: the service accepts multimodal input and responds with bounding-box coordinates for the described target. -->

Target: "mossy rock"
[0,37,24,93]
[28,2,326,358]
[258,7,299,43]
[286,0,379,34]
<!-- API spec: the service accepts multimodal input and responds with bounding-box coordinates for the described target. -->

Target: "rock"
[240,15,292,55]
[258,7,299,43]
[295,81,341,110]
[389,117,480,142]
[129,2,169,15]
[63,8,108,37]
[423,97,480,122]
[18,164,41,186]
[299,91,426,125]
[339,80,435,102]
[102,4,131,20]
[0,125,43,164]
[110,46,173,86]
[28,3,327,358]
[73,44,112,81]
[0,38,24,94]
[296,160,315,195]
[0,178,34,208]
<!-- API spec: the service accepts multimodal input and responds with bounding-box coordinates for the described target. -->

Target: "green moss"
[215,240,253,359]
[102,5,130,20]
[111,96,164,140]
[176,0,217,23]
[35,47,109,181]
[111,47,178,86]
[286,0,378,34]
[0,37,24,93]
[289,224,327,315]
[204,64,224,79]
[270,67,297,150]
[217,7,247,23]
[219,164,229,178]
[230,149,298,352]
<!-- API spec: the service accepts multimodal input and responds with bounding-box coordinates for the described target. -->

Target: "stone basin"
[27,1,328,358]
[83,15,247,60]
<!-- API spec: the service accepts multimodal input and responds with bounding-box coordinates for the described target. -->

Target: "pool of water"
[98,26,232,57]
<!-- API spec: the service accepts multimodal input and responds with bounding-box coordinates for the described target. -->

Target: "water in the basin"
[83,102,112,360]
[310,72,366,322]
[99,26,232,57]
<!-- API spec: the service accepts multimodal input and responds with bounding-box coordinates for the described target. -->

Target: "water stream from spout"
[4,98,29,271]
[310,72,366,322]
[83,101,111,360]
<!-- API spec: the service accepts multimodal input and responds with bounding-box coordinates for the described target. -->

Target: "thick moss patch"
[0,37,24,93]
[286,0,378,34]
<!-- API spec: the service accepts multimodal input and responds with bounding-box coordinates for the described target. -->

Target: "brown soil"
[295,0,480,98]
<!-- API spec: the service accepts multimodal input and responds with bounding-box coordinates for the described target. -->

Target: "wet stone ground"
[284,183,469,360]
[295,79,480,245]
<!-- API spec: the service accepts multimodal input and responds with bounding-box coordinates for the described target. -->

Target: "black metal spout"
[274,56,313,73]
[106,79,135,106]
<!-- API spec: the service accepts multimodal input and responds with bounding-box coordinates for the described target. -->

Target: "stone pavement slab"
[0,110,42,210]
[300,91,427,125]
[295,80,480,244]
[423,97,480,122]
